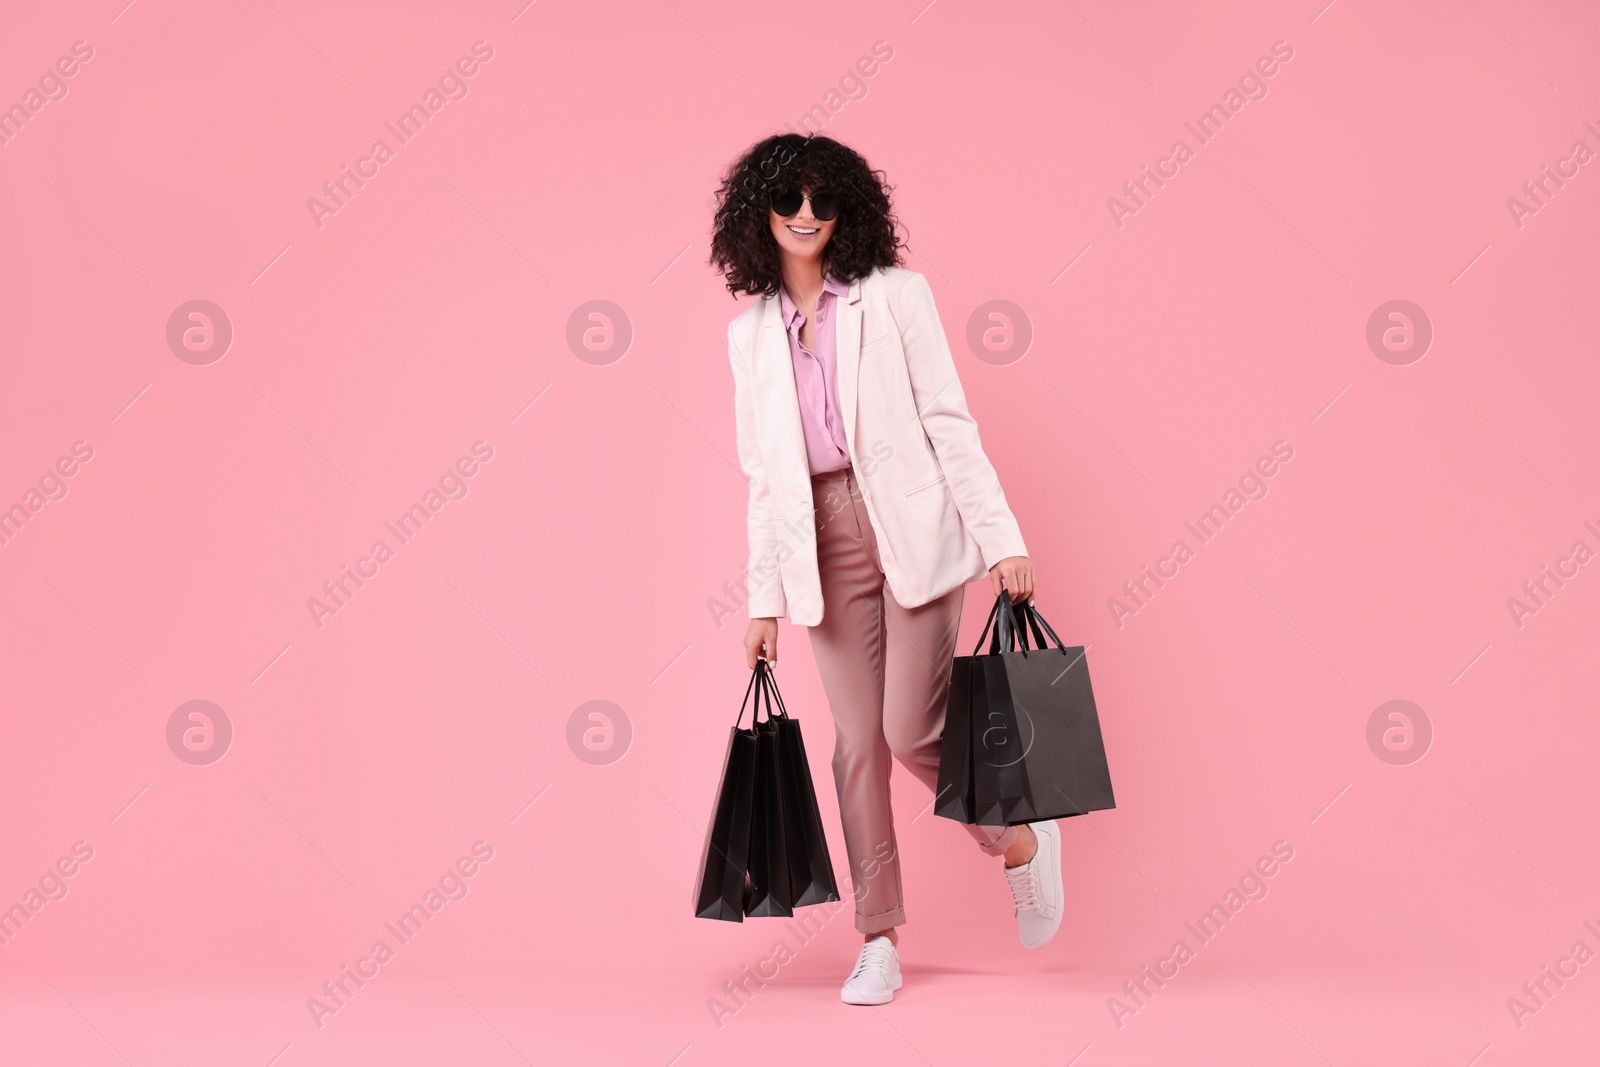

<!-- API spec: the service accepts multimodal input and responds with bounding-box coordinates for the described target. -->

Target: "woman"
[710,133,1063,1006]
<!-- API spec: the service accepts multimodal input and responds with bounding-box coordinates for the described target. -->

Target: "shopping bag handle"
[735,659,770,728]
[735,658,790,728]
[973,592,1069,656]
[976,593,1029,655]
[762,661,791,720]
[977,594,1023,655]
[1004,604,1056,655]
[1024,603,1069,651]
[973,595,1005,655]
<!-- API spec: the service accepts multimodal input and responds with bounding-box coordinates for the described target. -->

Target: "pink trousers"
[804,466,1017,934]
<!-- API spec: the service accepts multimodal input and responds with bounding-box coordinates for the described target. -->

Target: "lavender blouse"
[777,273,853,475]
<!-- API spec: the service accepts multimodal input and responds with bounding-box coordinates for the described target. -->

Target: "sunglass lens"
[770,190,804,217]
[810,193,842,221]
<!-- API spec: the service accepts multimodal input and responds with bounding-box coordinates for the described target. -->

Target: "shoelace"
[850,940,896,979]
[1005,861,1041,913]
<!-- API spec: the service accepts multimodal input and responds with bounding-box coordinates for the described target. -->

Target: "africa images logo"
[306,42,496,230]
[306,441,495,629]
[1106,40,1296,229]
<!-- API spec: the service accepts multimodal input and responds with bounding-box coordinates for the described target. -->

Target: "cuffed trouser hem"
[975,824,1020,857]
[857,906,907,936]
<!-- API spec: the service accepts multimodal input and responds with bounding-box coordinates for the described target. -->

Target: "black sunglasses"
[770,189,843,222]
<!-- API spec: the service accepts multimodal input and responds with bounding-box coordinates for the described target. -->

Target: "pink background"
[3,0,1598,1063]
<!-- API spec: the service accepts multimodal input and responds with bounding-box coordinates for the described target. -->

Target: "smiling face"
[768,187,838,264]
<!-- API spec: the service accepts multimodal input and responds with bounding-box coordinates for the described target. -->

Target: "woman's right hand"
[744,618,778,669]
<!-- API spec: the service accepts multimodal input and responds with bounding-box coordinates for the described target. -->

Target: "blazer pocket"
[904,474,948,498]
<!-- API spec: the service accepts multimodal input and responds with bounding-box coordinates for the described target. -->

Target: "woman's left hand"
[989,556,1035,604]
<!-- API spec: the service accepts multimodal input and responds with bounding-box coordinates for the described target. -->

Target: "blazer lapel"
[757,294,810,490]
[836,278,864,456]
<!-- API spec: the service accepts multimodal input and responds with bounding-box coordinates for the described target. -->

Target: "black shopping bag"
[936,594,1116,827]
[762,667,841,908]
[743,710,794,917]
[935,645,979,824]
[693,668,764,922]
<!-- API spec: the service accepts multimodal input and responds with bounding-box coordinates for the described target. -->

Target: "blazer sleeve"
[729,319,789,619]
[891,272,1028,568]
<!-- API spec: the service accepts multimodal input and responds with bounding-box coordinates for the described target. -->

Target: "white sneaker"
[840,936,902,1005]
[1004,820,1063,949]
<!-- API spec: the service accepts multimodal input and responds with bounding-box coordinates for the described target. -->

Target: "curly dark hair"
[709,133,904,298]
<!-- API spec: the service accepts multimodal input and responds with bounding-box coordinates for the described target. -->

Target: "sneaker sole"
[1020,820,1064,950]
[841,974,902,1005]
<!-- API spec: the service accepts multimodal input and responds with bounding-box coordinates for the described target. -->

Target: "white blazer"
[729,265,1028,626]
